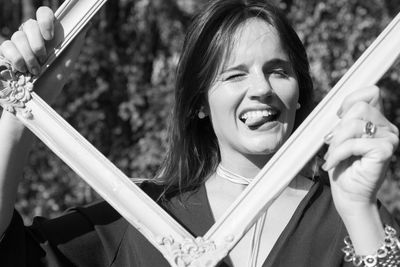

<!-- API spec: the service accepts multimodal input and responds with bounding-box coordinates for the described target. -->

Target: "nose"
[249,71,273,100]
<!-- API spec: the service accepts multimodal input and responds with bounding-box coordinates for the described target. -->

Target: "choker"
[216,164,253,185]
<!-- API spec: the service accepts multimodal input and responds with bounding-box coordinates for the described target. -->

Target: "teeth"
[241,110,277,120]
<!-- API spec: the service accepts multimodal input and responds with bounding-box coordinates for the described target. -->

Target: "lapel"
[162,180,322,267]
[163,184,215,237]
[262,180,321,267]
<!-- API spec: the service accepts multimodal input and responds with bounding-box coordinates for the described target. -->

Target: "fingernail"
[323,152,329,160]
[321,162,329,171]
[337,108,343,118]
[19,65,27,73]
[39,56,47,64]
[324,132,333,143]
[31,67,39,76]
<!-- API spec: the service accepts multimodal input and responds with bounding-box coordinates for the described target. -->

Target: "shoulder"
[140,181,166,200]
[28,200,128,265]
[52,181,168,240]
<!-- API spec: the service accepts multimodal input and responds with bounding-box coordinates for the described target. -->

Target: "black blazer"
[1,179,398,266]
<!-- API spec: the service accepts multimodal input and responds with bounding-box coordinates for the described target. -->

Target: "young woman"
[0,1,399,266]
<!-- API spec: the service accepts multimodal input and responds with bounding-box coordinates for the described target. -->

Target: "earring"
[296,103,301,110]
[198,107,206,119]
[198,111,206,119]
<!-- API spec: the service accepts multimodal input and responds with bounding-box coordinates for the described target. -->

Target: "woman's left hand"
[322,85,399,218]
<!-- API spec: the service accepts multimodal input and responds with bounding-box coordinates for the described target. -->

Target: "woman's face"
[207,18,299,165]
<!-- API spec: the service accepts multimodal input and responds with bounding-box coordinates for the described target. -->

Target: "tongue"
[244,116,271,127]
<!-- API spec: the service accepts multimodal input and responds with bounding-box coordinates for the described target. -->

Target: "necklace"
[216,164,253,184]
[216,164,266,267]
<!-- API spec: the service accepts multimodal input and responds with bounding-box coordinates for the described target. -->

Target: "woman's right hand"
[0,6,86,104]
[0,6,87,237]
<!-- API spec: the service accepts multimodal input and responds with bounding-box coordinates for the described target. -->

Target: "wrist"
[0,110,34,153]
[342,225,400,267]
[0,110,30,138]
[340,202,385,255]
[334,191,379,218]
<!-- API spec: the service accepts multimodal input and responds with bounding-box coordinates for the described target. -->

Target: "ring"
[364,121,377,138]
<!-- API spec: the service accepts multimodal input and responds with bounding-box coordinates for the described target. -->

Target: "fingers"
[22,19,47,64]
[322,138,396,171]
[0,40,27,72]
[325,119,398,155]
[10,30,40,75]
[337,85,382,117]
[337,101,398,134]
[323,120,399,171]
[323,94,399,172]
[0,6,54,75]
[325,119,391,147]
[36,6,55,41]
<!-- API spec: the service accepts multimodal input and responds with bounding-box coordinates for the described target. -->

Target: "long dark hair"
[155,0,314,197]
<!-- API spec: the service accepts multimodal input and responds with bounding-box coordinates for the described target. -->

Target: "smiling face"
[207,18,299,168]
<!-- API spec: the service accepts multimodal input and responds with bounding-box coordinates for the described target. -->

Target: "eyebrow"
[221,58,293,74]
[220,64,248,74]
[265,58,293,70]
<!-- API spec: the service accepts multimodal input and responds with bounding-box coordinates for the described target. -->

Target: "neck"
[215,160,313,192]
[219,153,271,180]
[215,149,313,193]
[213,154,266,195]
[216,164,253,185]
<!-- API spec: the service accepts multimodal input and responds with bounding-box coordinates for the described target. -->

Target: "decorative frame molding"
[0,60,34,118]
[1,1,400,266]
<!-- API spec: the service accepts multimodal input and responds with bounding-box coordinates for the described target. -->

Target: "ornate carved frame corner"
[1,1,400,266]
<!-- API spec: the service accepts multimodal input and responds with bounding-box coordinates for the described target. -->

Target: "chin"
[242,139,283,156]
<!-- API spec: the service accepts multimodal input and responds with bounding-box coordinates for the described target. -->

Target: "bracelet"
[342,225,400,267]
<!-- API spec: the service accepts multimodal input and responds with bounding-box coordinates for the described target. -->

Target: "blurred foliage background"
[1,0,400,224]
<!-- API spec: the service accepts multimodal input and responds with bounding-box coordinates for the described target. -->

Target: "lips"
[239,108,280,127]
